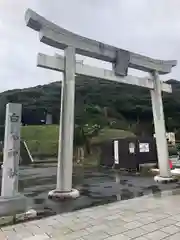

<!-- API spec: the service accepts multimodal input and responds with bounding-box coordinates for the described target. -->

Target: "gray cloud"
[0,0,179,92]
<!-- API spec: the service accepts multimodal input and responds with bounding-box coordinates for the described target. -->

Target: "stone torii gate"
[25,9,177,198]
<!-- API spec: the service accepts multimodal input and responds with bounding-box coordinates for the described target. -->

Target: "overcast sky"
[0,0,179,92]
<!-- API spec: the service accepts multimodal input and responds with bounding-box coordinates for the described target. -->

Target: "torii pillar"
[48,46,79,199]
[150,72,173,182]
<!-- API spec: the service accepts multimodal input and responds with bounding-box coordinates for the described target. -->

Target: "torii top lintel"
[25,8,177,76]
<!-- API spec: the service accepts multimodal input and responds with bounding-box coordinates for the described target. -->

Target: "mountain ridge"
[0,77,179,136]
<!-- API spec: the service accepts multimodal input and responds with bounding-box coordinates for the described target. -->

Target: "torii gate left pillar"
[48,46,79,198]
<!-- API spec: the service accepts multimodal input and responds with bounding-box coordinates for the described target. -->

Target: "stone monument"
[0,103,27,216]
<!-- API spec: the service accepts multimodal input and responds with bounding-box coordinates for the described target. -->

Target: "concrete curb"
[0,209,38,227]
[142,188,180,199]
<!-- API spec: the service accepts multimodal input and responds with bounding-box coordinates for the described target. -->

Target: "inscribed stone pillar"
[1,103,22,197]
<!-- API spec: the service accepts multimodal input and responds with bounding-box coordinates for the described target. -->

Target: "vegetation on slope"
[0,77,179,138]
[21,125,135,158]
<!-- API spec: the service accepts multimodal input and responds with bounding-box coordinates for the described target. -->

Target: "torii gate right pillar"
[150,71,174,182]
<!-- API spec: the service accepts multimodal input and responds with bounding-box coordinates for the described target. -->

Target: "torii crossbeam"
[37,53,172,92]
[25,9,176,76]
[25,8,177,199]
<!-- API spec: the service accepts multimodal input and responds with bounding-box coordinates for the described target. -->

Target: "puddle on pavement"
[1,163,180,217]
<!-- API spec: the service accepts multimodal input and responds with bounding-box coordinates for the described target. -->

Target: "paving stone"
[42,218,59,226]
[82,231,110,240]
[145,230,169,239]
[1,225,15,232]
[73,216,93,224]
[120,215,140,223]
[169,214,180,222]
[163,232,180,240]
[1,229,16,237]
[138,217,155,225]
[4,235,20,240]
[141,222,160,232]
[60,229,89,239]
[48,227,73,238]
[175,221,180,227]
[104,225,127,236]
[14,223,26,231]
[124,220,143,229]
[64,222,88,232]
[3,230,21,240]
[23,234,50,240]
[86,223,108,233]
[135,237,148,240]
[152,213,169,220]
[136,212,154,218]
[17,231,33,239]
[123,227,147,238]
[105,218,127,227]
[105,214,122,221]
[105,233,130,240]
[25,225,45,235]
[119,210,137,217]
[161,225,180,234]
[156,218,177,227]
[87,218,105,226]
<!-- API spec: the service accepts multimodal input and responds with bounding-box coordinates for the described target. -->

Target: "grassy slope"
[91,128,135,144]
[21,125,59,141]
[21,125,135,158]
[21,125,59,157]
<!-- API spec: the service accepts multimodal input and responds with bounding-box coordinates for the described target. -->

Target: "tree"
[74,124,101,163]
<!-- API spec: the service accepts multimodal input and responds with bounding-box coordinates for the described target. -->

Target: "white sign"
[139,143,149,153]
[129,142,135,154]
[114,140,119,164]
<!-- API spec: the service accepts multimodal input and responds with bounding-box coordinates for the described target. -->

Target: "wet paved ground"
[1,162,180,239]
[4,162,180,216]
[1,193,180,239]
